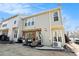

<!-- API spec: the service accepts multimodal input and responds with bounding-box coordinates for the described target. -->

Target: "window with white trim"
[31,21,34,25]
[25,21,34,26]
[2,24,7,27]
[53,12,59,21]
[14,21,16,24]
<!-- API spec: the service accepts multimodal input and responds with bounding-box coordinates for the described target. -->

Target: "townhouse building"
[0,15,25,42]
[0,8,65,48]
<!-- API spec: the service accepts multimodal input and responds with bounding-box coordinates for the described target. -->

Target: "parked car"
[23,38,32,46]
[0,34,9,41]
[17,37,23,43]
[74,38,79,44]
[22,37,43,47]
[0,34,10,44]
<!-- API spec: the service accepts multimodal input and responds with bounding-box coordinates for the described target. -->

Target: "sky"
[0,3,79,31]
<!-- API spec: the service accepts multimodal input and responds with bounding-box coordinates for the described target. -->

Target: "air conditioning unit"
[53,42,61,48]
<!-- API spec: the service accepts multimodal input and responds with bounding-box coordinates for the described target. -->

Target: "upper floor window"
[28,22,30,26]
[53,12,59,21]
[14,21,16,24]
[25,21,34,26]
[25,23,27,26]
[31,21,34,25]
[2,24,7,27]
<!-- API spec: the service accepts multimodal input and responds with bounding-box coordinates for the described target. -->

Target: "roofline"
[1,8,60,23]
[23,8,60,19]
[1,14,19,23]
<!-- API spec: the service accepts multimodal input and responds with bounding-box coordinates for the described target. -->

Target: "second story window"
[2,24,7,27]
[14,21,16,24]
[31,21,34,25]
[25,21,35,26]
[28,22,30,26]
[25,23,27,26]
[53,12,59,21]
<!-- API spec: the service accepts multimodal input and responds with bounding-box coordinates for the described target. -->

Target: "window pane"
[2,24,7,27]
[32,21,34,25]
[54,17,59,21]
[25,23,27,26]
[28,22,30,26]
[54,12,58,17]
[14,21,16,24]
[53,12,59,21]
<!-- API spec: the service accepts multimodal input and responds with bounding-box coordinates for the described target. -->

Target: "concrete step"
[35,46,64,51]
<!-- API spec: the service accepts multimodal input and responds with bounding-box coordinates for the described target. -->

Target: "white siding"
[23,13,51,46]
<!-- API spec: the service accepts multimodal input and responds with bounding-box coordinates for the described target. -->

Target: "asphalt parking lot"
[0,43,76,56]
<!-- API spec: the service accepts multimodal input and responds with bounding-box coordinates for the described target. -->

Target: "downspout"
[49,11,52,46]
